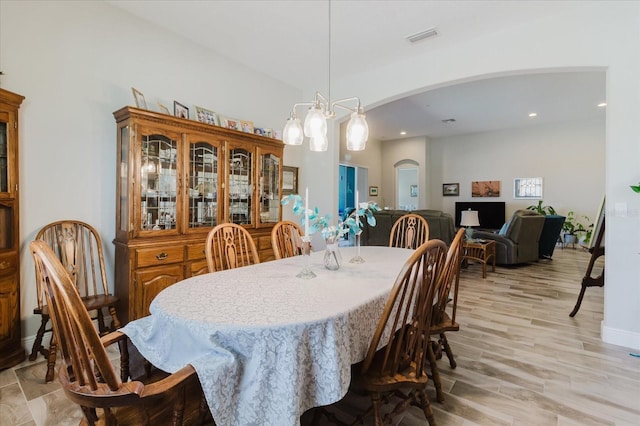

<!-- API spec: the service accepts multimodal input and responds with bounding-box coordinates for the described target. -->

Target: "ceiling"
[106,1,605,140]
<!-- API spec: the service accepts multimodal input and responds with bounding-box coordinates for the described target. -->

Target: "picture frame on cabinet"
[157,102,171,115]
[254,127,265,136]
[263,128,273,138]
[174,101,189,119]
[221,117,241,131]
[132,87,147,109]
[195,106,220,126]
[240,120,254,133]
[282,166,298,196]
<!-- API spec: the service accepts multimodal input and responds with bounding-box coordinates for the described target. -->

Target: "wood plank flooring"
[2,246,638,425]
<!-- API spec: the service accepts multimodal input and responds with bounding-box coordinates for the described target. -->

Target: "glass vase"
[296,237,316,279]
[323,235,342,270]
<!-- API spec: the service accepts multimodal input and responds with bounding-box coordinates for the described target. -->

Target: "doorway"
[338,164,368,219]
[396,166,418,211]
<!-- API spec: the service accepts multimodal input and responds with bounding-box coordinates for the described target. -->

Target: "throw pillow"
[498,222,509,235]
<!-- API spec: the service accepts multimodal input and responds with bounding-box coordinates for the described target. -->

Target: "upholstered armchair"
[473,209,545,265]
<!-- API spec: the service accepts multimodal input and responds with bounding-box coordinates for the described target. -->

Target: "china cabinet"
[0,88,24,370]
[113,107,282,323]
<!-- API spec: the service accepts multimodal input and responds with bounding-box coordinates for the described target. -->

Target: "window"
[514,177,543,199]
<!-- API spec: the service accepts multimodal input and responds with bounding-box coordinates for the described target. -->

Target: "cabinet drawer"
[135,246,184,268]
[187,243,207,261]
[256,235,273,252]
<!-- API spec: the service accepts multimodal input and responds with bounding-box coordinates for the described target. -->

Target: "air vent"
[442,118,456,123]
[406,27,439,43]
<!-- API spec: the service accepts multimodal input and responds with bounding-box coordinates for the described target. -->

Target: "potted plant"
[527,200,557,215]
[562,211,593,246]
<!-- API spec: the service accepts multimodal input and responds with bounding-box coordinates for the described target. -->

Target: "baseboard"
[601,320,640,350]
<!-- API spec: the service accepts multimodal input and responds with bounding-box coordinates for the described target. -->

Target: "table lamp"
[460,209,480,240]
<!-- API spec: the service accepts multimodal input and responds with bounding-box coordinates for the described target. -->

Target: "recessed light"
[400,131,407,135]
[597,102,607,107]
[528,113,537,117]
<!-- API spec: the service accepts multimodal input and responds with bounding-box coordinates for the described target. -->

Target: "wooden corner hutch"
[0,88,24,370]
[113,107,283,323]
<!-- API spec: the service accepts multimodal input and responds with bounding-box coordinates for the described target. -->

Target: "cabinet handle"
[156,252,169,261]
[0,261,10,270]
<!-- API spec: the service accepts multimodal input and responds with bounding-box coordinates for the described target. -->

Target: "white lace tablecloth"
[121,246,413,426]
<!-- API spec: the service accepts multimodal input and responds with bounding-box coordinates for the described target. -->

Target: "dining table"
[121,245,414,426]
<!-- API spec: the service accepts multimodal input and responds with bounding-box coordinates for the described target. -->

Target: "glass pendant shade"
[345,112,369,151]
[283,116,304,145]
[309,134,329,152]
[303,106,327,138]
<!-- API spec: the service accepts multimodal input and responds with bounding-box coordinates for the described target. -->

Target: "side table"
[462,239,496,279]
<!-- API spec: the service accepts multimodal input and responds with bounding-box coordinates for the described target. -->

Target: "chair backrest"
[389,213,430,249]
[206,223,260,272]
[432,228,465,326]
[361,239,448,377]
[35,220,110,311]
[505,209,545,262]
[271,220,304,260]
[29,240,123,395]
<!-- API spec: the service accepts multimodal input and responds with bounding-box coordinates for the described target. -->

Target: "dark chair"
[348,239,447,425]
[271,220,304,259]
[428,228,464,403]
[29,240,211,426]
[389,213,429,249]
[29,220,121,383]
[205,223,260,272]
[473,209,545,265]
[538,215,565,259]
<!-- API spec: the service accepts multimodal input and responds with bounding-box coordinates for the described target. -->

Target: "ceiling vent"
[442,118,456,123]
[406,27,439,43]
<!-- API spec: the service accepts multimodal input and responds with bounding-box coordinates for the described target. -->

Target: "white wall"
[328,3,640,349]
[429,117,606,221]
[1,1,301,336]
[380,137,428,209]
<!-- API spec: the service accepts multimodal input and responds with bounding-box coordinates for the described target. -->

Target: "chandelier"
[282,1,369,152]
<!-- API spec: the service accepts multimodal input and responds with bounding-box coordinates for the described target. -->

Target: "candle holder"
[296,237,316,279]
[349,232,365,264]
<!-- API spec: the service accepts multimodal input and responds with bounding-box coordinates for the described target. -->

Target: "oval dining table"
[121,245,414,426]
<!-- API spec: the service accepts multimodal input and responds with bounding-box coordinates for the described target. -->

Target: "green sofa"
[360,209,456,246]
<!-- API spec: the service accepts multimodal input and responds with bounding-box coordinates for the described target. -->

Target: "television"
[455,201,506,231]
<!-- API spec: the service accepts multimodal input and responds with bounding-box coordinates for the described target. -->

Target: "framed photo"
[174,101,189,119]
[254,127,265,136]
[221,117,241,131]
[282,166,298,196]
[369,186,379,196]
[240,120,254,133]
[132,87,147,109]
[157,102,170,115]
[195,106,220,126]
[410,185,418,197]
[263,128,273,138]
[442,183,459,196]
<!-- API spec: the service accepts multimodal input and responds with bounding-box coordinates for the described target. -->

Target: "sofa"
[473,209,545,265]
[360,209,456,246]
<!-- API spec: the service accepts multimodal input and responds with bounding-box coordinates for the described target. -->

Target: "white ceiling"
[106,0,606,140]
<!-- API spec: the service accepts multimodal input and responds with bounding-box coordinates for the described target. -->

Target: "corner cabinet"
[0,89,24,370]
[113,107,283,323]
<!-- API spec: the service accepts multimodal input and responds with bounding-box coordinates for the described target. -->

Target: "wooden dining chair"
[349,239,447,426]
[271,220,304,260]
[29,220,122,383]
[389,213,430,249]
[29,240,212,426]
[205,223,260,272]
[427,227,465,403]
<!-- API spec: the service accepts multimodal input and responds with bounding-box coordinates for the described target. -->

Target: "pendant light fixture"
[282,0,369,152]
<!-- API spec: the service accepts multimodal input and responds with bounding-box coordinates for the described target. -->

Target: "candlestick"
[304,187,309,236]
[350,189,365,264]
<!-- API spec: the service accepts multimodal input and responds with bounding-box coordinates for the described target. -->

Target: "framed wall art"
[132,87,147,109]
[282,166,298,196]
[174,101,189,119]
[157,102,171,115]
[410,185,418,197]
[369,186,379,196]
[472,180,501,197]
[195,106,220,126]
[442,183,459,196]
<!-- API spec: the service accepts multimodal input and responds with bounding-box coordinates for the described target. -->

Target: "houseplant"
[527,200,557,215]
[562,211,593,246]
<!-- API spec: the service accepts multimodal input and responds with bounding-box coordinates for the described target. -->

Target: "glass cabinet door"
[139,131,179,232]
[187,135,221,231]
[258,148,281,226]
[227,145,253,225]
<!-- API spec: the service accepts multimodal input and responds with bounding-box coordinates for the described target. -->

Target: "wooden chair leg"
[171,388,187,426]
[109,305,122,330]
[371,392,384,426]
[29,314,49,361]
[45,332,57,383]
[118,337,130,382]
[97,309,107,335]
[427,341,444,403]
[417,389,436,425]
[439,333,457,369]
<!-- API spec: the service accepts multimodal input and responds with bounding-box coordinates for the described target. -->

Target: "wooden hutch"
[0,89,24,369]
[113,107,283,323]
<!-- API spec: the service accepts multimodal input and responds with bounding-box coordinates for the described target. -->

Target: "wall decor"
[442,183,459,196]
[173,101,189,119]
[369,186,378,196]
[195,106,219,126]
[132,87,147,109]
[410,185,418,197]
[472,180,501,197]
[282,166,298,196]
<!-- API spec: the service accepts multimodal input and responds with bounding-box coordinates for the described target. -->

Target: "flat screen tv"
[455,201,506,231]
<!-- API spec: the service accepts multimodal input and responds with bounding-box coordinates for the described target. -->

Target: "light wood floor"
[2,246,638,425]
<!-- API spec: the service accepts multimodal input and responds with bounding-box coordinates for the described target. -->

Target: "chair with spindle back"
[205,223,260,272]
[389,213,430,249]
[271,220,305,260]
